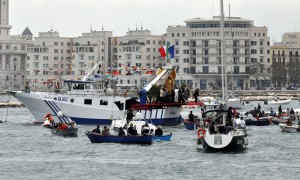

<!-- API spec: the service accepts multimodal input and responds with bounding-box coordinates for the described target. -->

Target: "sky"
[9,0,300,43]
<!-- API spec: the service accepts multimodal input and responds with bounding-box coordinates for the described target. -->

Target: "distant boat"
[264,98,292,105]
[85,131,153,144]
[279,124,300,133]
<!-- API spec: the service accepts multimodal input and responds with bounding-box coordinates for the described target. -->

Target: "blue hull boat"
[85,131,153,144]
[152,133,172,141]
[183,119,199,130]
[245,120,270,126]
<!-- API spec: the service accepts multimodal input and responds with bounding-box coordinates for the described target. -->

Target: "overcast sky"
[9,0,300,43]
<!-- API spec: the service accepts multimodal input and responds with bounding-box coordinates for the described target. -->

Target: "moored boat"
[85,131,153,144]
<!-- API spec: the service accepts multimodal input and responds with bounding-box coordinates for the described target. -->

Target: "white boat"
[7,63,183,126]
[111,112,157,135]
[279,123,300,133]
[264,98,292,105]
[196,0,248,151]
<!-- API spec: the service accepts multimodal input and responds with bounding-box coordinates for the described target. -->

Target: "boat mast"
[220,0,227,105]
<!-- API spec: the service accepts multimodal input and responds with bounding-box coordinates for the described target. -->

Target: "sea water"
[0,102,300,180]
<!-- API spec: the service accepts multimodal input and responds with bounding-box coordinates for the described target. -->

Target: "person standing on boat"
[269,107,275,117]
[188,111,195,122]
[193,88,199,103]
[159,87,165,103]
[278,105,282,117]
[257,103,261,111]
[92,125,101,134]
[126,110,134,123]
[290,108,295,115]
[155,126,163,136]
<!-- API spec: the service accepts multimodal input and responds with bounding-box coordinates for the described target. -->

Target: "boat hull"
[85,131,153,144]
[183,119,199,130]
[245,119,270,126]
[279,124,300,133]
[51,128,78,137]
[7,91,182,126]
[152,133,172,141]
[199,134,247,152]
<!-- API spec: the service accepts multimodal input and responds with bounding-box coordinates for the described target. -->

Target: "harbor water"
[1,101,300,180]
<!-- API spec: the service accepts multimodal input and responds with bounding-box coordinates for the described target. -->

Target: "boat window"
[114,101,124,110]
[85,84,91,89]
[73,84,84,90]
[100,100,108,105]
[54,97,57,101]
[70,98,74,103]
[84,99,92,105]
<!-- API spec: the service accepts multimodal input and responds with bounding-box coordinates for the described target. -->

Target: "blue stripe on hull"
[70,117,112,125]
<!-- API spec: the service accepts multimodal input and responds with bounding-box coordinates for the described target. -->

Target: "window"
[146,40,150,44]
[183,41,189,46]
[182,33,185,37]
[175,41,179,46]
[171,33,174,37]
[183,50,189,54]
[54,49,58,53]
[203,66,209,74]
[251,41,257,46]
[183,58,189,63]
[61,42,64,46]
[84,99,92,105]
[54,42,58,46]
[177,33,180,37]
[100,100,108,105]
[251,49,257,54]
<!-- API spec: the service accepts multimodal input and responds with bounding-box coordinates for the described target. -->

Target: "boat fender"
[243,137,249,146]
[197,128,206,139]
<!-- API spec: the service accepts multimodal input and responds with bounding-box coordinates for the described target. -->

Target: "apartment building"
[166,16,271,90]
[26,31,72,90]
[0,0,32,90]
[271,36,300,88]
[72,30,112,79]
[114,29,164,87]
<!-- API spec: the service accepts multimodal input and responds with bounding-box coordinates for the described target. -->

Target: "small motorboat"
[85,131,153,144]
[183,119,200,130]
[51,127,78,137]
[279,124,300,133]
[152,133,172,141]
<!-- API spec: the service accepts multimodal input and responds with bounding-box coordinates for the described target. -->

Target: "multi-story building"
[166,16,271,90]
[72,30,112,79]
[114,29,164,87]
[282,32,300,47]
[271,36,300,88]
[0,0,32,90]
[26,31,72,90]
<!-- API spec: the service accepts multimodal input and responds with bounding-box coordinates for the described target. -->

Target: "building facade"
[166,16,271,90]
[271,33,300,88]
[0,0,32,91]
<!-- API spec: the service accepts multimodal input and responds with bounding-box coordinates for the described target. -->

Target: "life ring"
[197,128,206,139]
